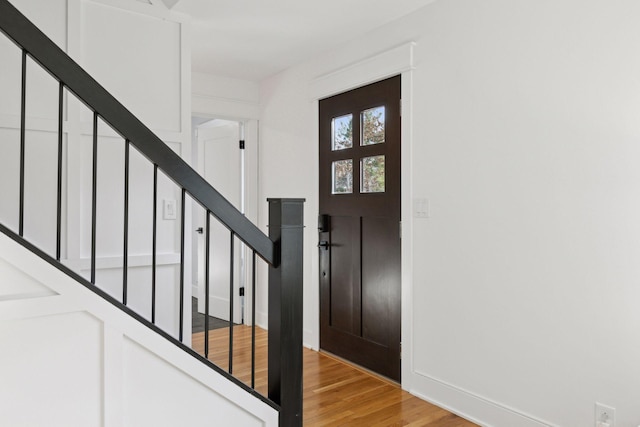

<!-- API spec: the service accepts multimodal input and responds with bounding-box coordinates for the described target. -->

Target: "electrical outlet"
[595,402,615,427]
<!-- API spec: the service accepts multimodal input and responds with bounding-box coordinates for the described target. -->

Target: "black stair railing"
[0,1,303,426]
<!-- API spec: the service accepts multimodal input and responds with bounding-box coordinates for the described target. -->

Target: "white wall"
[192,71,260,120]
[0,0,192,340]
[0,232,278,427]
[258,1,640,426]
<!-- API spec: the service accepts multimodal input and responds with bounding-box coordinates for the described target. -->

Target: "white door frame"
[309,42,416,388]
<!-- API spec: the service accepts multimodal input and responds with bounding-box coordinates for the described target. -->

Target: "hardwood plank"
[192,326,477,426]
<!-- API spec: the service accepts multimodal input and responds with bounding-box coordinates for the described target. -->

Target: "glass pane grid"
[332,114,353,151]
[332,159,353,194]
[361,106,385,146]
[360,155,385,193]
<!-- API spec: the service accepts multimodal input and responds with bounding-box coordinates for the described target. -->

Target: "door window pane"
[332,114,353,150]
[360,155,385,193]
[361,106,385,146]
[332,159,353,194]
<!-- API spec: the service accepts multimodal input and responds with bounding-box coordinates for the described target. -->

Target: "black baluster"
[91,112,98,284]
[229,231,234,374]
[205,211,211,359]
[251,250,256,390]
[19,49,26,237]
[56,82,63,261]
[179,188,186,342]
[123,140,130,304]
[152,164,157,324]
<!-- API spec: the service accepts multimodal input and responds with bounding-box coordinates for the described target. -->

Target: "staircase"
[0,1,303,426]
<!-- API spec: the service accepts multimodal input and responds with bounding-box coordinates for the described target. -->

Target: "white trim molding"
[310,42,416,100]
[192,93,260,122]
[411,370,560,427]
[88,0,190,22]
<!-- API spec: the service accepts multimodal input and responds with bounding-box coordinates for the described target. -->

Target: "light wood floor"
[192,326,477,426]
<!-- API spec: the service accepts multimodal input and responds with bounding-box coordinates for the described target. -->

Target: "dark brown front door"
[319,75,401,382]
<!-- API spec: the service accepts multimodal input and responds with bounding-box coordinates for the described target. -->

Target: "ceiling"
[167,0,434,81]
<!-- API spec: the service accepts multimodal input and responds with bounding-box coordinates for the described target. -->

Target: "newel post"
[267,198,304,427]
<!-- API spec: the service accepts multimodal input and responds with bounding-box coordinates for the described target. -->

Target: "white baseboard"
[303,329,317,350]
[208,296,231,321]
[193,293,246,324]
[410,370,558,427]
[255,310,268,330]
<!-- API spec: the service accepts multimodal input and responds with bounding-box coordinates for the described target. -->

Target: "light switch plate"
[595,402,615,427]
[163,199,177,220]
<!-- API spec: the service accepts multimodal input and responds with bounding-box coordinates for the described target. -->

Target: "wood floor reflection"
[192,326,477,426]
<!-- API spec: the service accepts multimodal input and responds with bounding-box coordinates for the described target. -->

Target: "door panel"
[329,215,359,335]
[362,216,400,345]
[319,75,401,382]
[196,121,242,323]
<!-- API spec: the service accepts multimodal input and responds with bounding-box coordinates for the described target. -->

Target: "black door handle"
[195,227,204,234]
[318,240,330,250]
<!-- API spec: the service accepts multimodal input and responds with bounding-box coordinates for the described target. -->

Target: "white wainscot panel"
[77,133,156,260]
[0,311,103,426]
[25,55,60,122]
[0,2,65,122]
[8,0,68,51]
[90,263,181,338]
[81,0,182,133]
[0,128,20,231]
[121,142,154,256]
[0,35,22,120]
[0,257,56,300]
[123,337,266,427]
[23,129,59,257]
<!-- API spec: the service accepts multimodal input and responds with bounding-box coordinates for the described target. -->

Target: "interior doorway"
[191,117,246,326]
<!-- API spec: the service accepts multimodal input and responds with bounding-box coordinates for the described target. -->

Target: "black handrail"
[0,0,275,265]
